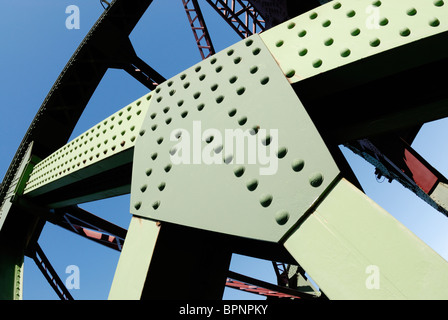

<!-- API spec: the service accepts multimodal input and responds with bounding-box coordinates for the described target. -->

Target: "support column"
[0,243,23,300]
[109,216,232,300]
[109,216,160,300]
[284,178,448,300]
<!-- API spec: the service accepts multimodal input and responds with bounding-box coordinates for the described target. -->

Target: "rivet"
[234,166,245,177]
[277,147,288,159]
[275,211,289,225]
[246,179,258,191]
[152,201,160,210]
[292,159,305,172]
[309,172,324,188]
[260,194,273,207]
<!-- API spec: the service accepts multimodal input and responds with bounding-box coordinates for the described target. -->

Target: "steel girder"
[3,0,448,300]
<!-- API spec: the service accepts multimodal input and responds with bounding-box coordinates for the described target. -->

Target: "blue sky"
[1,0,448,300]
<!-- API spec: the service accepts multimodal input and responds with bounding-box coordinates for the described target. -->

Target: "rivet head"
[275,211,289,225]
[309,172,324,188]
[292,159,305,172]
[260,194,273,207]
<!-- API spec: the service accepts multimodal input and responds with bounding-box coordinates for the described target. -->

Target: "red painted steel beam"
[182,0,216,60]
[226,270,320,300]
[204,0,265,39]
[346,136,448,216]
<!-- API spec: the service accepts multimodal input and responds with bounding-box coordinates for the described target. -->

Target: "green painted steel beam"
[9,0,448,300]
[109,217,232,300]
[260,0,448,84]
[0,245,23,300]
[260,0,448,142]
[108,216,160,300]
[22,98,150,207]
[284,178,448,299]
[0,143,38,231]
[130,34,341,243]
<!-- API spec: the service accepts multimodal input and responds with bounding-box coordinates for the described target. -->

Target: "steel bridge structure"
[2,0,448,300]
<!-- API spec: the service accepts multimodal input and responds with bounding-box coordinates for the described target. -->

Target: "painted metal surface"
[284,178,448,299]
[260,0,448,83]
[2,0,448,300]
[130,34,340,242]
[23,97,149,205]
[109,216,160,300]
